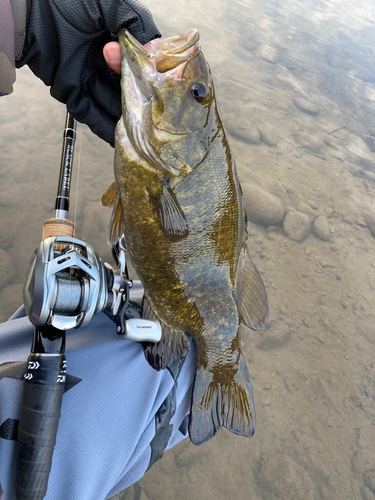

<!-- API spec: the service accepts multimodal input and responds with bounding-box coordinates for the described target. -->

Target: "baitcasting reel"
[23,234,161,342]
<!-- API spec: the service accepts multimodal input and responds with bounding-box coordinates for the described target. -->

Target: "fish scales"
[104,28,269,445]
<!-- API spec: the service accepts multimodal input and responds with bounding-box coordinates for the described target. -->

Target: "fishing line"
[73,122,82,232]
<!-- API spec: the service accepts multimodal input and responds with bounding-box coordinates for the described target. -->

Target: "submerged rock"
[227,116,260,144]
[363,212,375,238]
[313,215,331,241]
[241,183,285,226]
[258,123,279,146]
[283,211,310,242]
[292,97,319,115]
[326,52,341,68]
[259,45,280,64]
[257,452,315,500]
[363,135,375,153]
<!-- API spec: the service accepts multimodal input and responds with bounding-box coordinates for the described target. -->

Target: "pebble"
[256,323,290,350]
[292,97,319,115]
[226,116,260,144]
[362,484,375,500]
[294,132,323,156]
[257,453,315,500]
[297,202,315,221]
[363,212,375,238]
[241,183,285,226]
[313,215,331,241]
[283,211,310,242]
[258,123,279,146]
[358,427,375,451]
[259,45,280,64]
[0,249,15,287]
[345,150,375,172]
[363,171,375,182]
[326,52,341,68]
[363,135,375,153]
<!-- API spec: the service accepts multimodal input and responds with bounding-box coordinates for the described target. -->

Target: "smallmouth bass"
[102,28,269,445]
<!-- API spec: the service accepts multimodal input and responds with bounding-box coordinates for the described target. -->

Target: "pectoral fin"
[236,245,269,330]
[148,177,188,240]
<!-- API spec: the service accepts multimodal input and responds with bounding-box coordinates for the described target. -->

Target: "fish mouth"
[118,28,200,74]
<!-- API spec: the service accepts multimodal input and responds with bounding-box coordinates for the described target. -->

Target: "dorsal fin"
[101,182,117,207]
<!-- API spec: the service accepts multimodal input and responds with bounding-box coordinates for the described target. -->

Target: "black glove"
[16,0,161,146]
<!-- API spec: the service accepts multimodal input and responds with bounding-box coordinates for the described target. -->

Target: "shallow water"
[2,0,375,498]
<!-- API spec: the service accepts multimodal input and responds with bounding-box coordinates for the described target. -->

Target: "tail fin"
[188,353,256,445]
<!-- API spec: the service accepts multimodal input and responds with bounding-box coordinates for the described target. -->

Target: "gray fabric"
[9,0,26,59]
[0,298,195,500]
[0,0,16,94]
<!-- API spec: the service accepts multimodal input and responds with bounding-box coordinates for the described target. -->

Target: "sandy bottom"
[2,0,375,498]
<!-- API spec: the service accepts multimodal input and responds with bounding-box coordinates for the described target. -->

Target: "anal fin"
[142,297,190,372]
[236,245,269,330]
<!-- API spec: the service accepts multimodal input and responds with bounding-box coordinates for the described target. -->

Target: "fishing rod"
[16,111,161,500]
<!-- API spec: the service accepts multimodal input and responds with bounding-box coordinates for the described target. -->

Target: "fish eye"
[191,82,207,103]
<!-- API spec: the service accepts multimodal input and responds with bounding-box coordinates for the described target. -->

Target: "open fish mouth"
[118,28,200,75]
[118,28,213,178]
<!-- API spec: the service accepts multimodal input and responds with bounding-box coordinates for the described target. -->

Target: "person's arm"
[1,0,160,146]
[0,0,20,95]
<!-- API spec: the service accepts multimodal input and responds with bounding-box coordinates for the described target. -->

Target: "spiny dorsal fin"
[142,296,190,371]
[108,194,125,246]
[235,245,269,330]
[148,177,188,241]
[101,182,117,207]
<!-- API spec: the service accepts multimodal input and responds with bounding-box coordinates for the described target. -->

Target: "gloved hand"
[16,0,161,146]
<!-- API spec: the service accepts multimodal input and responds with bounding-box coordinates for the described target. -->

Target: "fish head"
[118,28,217,177]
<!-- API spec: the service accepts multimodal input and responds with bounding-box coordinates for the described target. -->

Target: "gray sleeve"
[0,0,26,94]
[0,0,15,94]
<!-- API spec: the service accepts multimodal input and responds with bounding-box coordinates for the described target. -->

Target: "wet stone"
[241,183,285,226]
[363,212,375,238]
[362,485,375,500]
[294,133,323,156]
[292,97,319,115]
[326,52,341,68]
[363,135,375,153]
[0,249,15,288]
[345,151,375,172]
[257,453,315,500]
[259,44,280,64]
[357,427,375,450]
[226,116,260,144]
[258,123,279,146]
[313,215,331,241]
[364,471,375,495]
[283,211,310,242]
[256,323,290,350]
